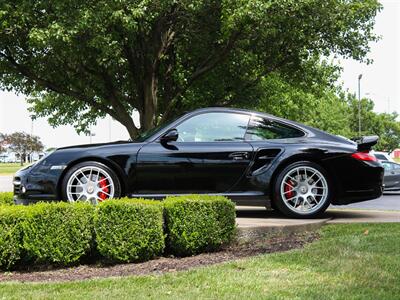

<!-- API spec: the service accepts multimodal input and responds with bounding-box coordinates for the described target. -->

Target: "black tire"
[61,161,121,203]
[272,161,332,218]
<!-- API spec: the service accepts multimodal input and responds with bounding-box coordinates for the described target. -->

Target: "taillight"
[351,152,377,162]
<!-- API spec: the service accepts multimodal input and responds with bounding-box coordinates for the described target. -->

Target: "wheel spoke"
[287,175,299,183]
[309,195,318,204]
[284,181,294,188]
[283,189,295,194]
[307,171,317,184]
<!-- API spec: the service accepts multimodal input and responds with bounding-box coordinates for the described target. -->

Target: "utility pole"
[109,116,112,142]
[89,125,96,144]
[358,74,362,137]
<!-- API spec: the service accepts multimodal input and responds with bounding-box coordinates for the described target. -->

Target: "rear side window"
[374,154,388,161]
[246,116,304,141]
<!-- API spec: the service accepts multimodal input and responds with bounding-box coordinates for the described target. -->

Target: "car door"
[134,111,254,194]
[382,162,399,188]
[393,163,400,189]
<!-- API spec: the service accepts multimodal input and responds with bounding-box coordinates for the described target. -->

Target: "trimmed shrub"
[94,198,164,263]
[0,192,14,206]
[164,195,236,256]
[22,202,94,265]
[0,206,26,269]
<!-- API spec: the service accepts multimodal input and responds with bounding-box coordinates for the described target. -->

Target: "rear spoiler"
[351,135,379,152]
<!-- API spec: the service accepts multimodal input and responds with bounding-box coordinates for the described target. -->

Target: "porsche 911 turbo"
[13,107,384,218]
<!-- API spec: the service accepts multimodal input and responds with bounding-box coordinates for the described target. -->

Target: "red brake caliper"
[98,176,109,201]
[284,179,294,200]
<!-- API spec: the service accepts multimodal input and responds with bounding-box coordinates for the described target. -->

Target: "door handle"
[229,152,249,160]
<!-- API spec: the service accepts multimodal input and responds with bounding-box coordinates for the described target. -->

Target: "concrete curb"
[236,218,330,243]
[235,207,400,243]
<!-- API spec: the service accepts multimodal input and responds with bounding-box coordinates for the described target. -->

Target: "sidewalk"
[0,175,13,192]
[235,206,400,241]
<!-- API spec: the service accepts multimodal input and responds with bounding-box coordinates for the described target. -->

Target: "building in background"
[393,149,400,159]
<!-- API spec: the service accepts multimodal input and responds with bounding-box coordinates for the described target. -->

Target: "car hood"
[41,140,146,168]
[57,140,135,150]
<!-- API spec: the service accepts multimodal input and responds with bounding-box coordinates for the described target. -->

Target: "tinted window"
[176,112,250,142]
[246,116,304,141]
[374,154,388,161]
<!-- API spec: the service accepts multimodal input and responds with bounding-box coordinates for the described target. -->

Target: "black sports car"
[13,107,384,218]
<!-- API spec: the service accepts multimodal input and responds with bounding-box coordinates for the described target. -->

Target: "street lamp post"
[89,125,96,144]
[358,74,362,137]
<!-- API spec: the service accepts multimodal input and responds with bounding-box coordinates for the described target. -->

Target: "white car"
[372,151,395,162]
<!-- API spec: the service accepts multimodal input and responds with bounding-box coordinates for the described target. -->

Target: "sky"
[0,0,399,149]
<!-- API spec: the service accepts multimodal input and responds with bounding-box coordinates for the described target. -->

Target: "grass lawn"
[0,163,28,175]
[0,223,399,299]
[394,157,400,163]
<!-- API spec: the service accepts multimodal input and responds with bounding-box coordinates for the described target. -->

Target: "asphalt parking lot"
[0,174,399,211]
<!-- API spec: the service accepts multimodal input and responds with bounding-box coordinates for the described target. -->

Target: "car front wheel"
[273,161,331,218]
[61,161,121,204]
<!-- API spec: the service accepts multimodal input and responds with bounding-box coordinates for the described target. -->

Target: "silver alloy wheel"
[66,166,115,204]
[280,166,328,215]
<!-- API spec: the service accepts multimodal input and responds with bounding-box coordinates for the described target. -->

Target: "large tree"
[0,0,381,138]
[5,132,44,165]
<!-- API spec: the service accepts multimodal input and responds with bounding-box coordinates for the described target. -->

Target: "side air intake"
[250,149,282,174]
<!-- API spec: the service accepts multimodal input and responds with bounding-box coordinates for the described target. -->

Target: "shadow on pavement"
[383,192,400,196]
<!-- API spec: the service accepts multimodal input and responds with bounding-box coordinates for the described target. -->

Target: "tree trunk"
[120,116,139,140]
[141,72,158,132]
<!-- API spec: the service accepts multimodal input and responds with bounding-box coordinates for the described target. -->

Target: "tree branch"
[160,29,243,123]
[0,49,135,133]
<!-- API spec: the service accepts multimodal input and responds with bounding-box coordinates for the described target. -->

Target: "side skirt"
[128,191,270,207]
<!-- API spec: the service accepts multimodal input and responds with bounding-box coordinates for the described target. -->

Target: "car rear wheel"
[61,161,121,204]
[273,161,331,218]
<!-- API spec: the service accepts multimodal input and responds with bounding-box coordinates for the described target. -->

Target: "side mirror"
[160,129,178,144]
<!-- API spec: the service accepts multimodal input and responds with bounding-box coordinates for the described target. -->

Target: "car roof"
[190,107,276,118]
[149,107,355,146]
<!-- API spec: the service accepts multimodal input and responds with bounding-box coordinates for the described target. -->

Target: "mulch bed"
[0,232,319,283]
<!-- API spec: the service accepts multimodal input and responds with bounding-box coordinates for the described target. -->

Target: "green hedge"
[94,198,165,263]
[0,206,26,269]
[22,202,94,265]
[0,192,14,206]
[0,195,236,269]
[164,195,236,256]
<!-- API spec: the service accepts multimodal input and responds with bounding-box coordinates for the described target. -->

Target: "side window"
[374,154,387,161]
[382,162,392,172]
[246,116,304,141]
[175,112,250,142]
